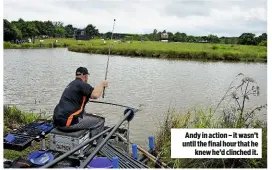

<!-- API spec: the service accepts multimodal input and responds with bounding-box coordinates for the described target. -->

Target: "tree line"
[4,18,99,42]
[4,18,267,46]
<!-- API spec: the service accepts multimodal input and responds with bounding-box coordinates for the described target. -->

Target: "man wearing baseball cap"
[53,67,108,131]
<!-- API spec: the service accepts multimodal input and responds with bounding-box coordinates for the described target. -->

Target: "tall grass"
[3,105,47,160]
[4,105,40,134]
[4,38,267,62]
[155,74,267,168]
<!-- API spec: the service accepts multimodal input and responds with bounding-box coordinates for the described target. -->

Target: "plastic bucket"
[87,157,113,168]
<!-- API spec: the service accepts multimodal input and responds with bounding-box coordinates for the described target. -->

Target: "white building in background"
[161,33,169,42]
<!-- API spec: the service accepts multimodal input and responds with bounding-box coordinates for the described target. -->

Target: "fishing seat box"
[49,113,105,155]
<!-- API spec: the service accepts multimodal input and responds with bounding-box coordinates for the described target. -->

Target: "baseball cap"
[76,67,89,75]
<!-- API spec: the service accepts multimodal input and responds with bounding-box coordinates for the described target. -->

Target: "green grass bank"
[4,38,267,62]
[154,108,267,168]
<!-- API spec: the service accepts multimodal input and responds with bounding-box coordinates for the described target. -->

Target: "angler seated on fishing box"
[52,67,108,136]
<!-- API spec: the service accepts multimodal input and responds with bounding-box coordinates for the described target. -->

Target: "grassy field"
[4,38,267,62]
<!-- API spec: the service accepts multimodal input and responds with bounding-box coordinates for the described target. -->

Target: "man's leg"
[65,116,100,130]
[68,116,104,142]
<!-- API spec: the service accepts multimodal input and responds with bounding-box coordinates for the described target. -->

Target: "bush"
[21,43,33,48]
[4,42,12,48]
[258,41,267,46]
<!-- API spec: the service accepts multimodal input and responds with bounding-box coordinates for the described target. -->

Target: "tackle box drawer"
[4,133,34,151]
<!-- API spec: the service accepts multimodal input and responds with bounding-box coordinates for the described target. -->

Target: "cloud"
[3,0,267,37]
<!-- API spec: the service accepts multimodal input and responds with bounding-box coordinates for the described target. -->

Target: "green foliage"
[3,37,266,62]
[4,105,40,131]
[3,105,47,160]
[64,24,75,38]
[237,33,267,46]
[154,74,267,168]
[85,24,99,37]
[67,40,266,62]
[258,40,267,46]
[21,43,33,48]
[55,26,66,38]
[3,18,267,47]
[3,18,98,40]
[4,19,18,41]
[4,42,12,48]
[238,33,257,45]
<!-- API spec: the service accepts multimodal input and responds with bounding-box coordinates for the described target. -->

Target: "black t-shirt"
[53,78,94,127]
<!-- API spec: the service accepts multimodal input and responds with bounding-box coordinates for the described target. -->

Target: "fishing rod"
[88,100,137,150]
[88,100,139,110]
[102,18,116,98]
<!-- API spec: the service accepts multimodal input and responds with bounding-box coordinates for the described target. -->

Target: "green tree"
[33,20,46,36]
[152,29,157,40]
[26,21,39,38]
[55,26,66,38]
[207,34,220,43]
[4,19,17,41]
[173,32,187,42]
[64,24,74,38]
[13,26,22,40]
[156,31,162,41]
[187,35,195,42]
[167,32,174,42]
[85,24,99,38]
[238,33,256,45]
[44,21,55,37]
[255,33,267,45]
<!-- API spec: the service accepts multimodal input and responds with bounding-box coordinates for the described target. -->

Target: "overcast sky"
[3,0,267,37]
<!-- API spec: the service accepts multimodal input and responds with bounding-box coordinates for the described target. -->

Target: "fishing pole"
[102,18,116,98]
[88,100,140,110]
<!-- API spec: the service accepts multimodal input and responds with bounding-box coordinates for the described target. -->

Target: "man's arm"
[90,80,108,99]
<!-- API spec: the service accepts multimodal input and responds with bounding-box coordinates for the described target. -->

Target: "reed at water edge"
[154,74,267,168]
